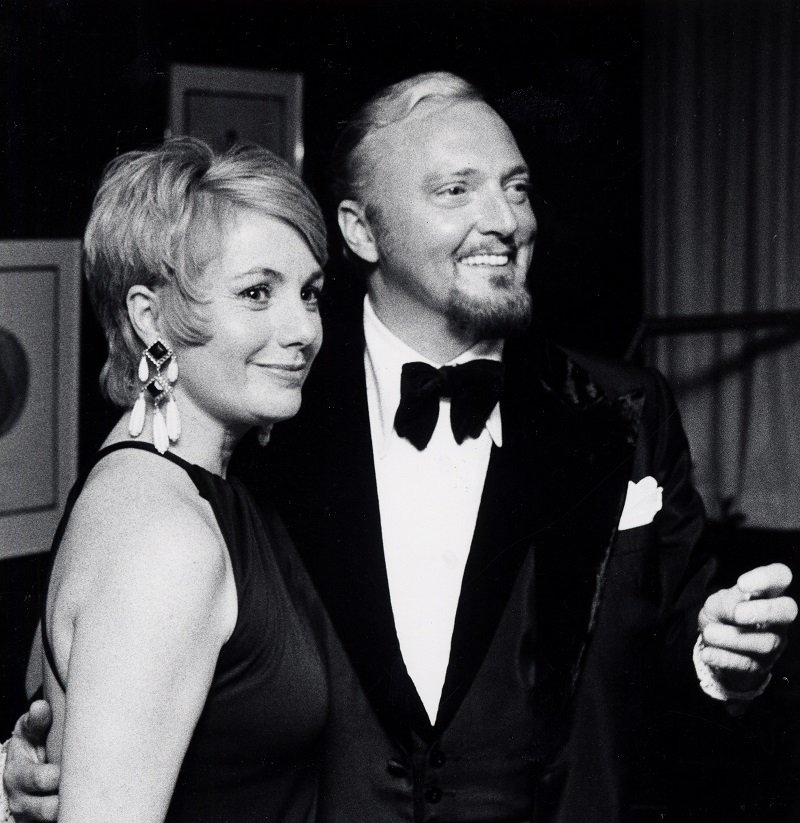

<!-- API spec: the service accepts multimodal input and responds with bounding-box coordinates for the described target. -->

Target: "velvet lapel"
[527,340,645,745]
[277,299,426,749]
[436,336,645,737]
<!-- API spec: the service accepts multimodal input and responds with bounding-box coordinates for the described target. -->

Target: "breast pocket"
[612,522,656,557]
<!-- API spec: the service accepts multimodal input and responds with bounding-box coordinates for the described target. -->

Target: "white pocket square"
[618,476,663,531]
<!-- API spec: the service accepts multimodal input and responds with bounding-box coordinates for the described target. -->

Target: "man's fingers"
[4,734,60,799]
[698,644,768,675]
[15,700,53,747]
[699,587,746,628]
[29,763,60,795]
[737,562,793,598]
[732,596,798,628]
[7,790,59,822]
[701,622,784,656]
[697,564,795,695]
[699,564,798,631]
[4,741,60,793]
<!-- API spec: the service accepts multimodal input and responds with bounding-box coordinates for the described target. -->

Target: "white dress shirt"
[363,297,503,724]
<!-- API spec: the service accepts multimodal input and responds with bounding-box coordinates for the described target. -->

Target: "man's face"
[362,99,537,341]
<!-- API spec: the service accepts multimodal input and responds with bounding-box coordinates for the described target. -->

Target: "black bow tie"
[393,360,504,450]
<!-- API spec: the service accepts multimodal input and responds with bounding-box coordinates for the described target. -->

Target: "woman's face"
[173,208,324,433]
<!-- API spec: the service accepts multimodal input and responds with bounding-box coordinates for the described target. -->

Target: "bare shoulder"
[51,448,235,641]
[91,448,215,530]
[72,449,221,565]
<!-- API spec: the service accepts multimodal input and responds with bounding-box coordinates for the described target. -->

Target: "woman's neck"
[108,408,246,478]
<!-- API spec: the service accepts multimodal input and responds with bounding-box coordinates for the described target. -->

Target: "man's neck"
[366,289,478,364]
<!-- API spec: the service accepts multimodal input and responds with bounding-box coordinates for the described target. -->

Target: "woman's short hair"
[85,137,327,408]
[329,71,483,211]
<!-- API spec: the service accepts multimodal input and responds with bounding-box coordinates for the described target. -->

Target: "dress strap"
[40,441,206,692]
[93,441,198,475]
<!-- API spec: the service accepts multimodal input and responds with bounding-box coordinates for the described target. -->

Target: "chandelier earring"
[128,339,181,454]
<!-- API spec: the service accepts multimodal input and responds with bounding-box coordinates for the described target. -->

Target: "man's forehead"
[372,99,525,173]
[393,98,504,138]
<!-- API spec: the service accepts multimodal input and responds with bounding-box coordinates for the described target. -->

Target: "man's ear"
[337,200,379,264]
[126,285,163,348]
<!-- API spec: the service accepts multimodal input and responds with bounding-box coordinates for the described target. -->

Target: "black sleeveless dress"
[41,442,329,823]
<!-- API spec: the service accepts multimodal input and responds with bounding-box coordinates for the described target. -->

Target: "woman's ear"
[126,285,162,348]
[337,200,379,264]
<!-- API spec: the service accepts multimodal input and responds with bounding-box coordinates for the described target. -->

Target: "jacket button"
[429,750,446,768]
[386,758,408,777]
[424,786,442,804]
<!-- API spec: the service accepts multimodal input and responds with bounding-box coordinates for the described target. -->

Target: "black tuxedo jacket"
[235,297,711,822]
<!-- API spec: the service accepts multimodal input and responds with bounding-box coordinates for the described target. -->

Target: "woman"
[40,137,329,822]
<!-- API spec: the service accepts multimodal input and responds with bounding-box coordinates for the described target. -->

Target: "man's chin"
[446,289,532,340]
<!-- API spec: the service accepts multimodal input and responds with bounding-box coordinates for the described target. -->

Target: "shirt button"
[386,758,408,778]
[424,786,443,804]
[429,750,446,768]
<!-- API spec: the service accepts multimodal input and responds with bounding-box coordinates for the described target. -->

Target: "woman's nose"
[276,298,321,348]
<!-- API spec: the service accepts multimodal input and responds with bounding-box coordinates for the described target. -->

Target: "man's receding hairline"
[359,97,496,168]
[374,94,489,137]
[360,97,515,177]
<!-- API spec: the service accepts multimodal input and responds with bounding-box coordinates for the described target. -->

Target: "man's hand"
[698,563,797,694]
[4,701,59,822]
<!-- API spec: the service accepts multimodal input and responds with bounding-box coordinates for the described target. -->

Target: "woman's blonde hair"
[84,137,327,407]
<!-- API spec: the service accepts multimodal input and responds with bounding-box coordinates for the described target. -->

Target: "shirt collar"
[363,295,504,454]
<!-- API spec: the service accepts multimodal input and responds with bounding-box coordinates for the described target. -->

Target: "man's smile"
[456,243,522,269]
[457,253,511,267]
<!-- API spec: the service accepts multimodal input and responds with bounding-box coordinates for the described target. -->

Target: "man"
[4,72,796,822]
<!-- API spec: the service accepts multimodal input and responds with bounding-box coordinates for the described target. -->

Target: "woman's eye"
[301,285,322,306]
[241,285,271,302]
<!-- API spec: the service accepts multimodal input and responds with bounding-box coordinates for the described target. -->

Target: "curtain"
[643,0,800,528]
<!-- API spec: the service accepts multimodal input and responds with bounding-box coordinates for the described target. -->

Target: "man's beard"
[446,276,532,340]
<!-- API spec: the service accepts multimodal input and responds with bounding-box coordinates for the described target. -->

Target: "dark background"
[2,1,798,818]
[2,0,644,473]
[1,0,644,730]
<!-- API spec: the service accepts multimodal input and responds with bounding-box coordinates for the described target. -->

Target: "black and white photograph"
[1,1,799,821]
[168,64,304,168]
[0,240,81,561]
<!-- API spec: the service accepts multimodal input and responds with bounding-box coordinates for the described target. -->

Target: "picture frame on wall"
[0,240,81,559]
[168,64,304,172]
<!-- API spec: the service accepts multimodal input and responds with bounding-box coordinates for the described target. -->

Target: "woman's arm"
[48,464,236,823]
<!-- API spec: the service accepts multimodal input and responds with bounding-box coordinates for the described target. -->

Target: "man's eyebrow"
[422,164,531,188]
[503,163,531,180]
[422,167,480,187]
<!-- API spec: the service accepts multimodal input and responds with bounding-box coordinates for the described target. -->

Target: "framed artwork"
[0,240,81,559]
[169,64,304,171]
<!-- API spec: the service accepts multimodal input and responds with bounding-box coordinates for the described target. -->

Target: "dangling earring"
[257,425,273,447]
[129,339,181,454]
